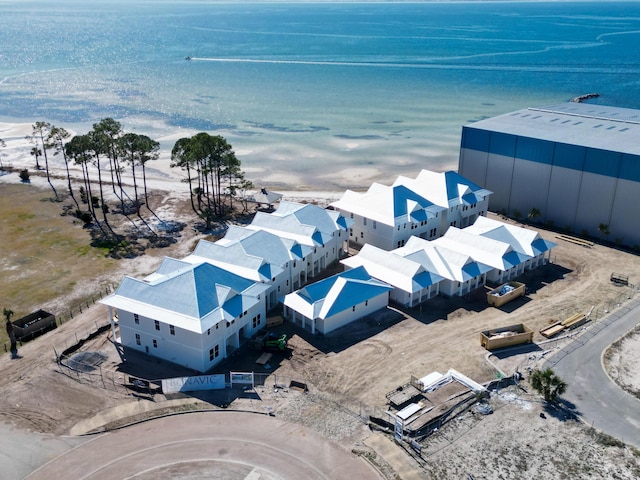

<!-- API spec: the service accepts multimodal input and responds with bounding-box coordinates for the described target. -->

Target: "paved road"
[25,411,382,480]
[0,421,87,480]
[545,297,640,448]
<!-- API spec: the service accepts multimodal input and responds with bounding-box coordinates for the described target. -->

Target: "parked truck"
[486,281,526,307]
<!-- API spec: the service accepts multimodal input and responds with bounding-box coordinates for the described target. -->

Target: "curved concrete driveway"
[26,411,381,480]
[546,297,640,448]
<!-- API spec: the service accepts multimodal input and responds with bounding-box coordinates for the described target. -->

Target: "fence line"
[3,284,115,354]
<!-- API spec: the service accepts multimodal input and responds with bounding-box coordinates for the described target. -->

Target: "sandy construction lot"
[1,175,639,479]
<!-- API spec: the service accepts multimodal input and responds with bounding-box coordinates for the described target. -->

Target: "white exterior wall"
[291,256,309,290]
[114,297,266,373]
[390,289,411,307]
[439,275,486,297]
[346,212,395,250]
[118,310,219,372]
[316,292,389,335]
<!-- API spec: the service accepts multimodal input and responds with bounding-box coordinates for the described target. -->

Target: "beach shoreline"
[0,120,429,200]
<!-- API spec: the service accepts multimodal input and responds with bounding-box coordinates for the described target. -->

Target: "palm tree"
[4,308,17,355]
[530,368,567,403]
[597,223,610,242]
[30,146,42,170]
[528,207,541,223]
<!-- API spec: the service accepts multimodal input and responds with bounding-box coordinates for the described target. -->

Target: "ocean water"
[2,1,640,190]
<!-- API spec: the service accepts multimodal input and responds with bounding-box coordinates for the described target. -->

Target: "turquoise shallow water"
[2,1,640,189]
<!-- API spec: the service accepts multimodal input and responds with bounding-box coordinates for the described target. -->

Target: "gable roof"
[398,237,493,282]
[341,244,444,293]
[282,266,392,319]
[402,170,492,207]
[330,182,444,226]
[465,216,557,257]
[101,261,268,333]
[184,239,283,282]
[435,227,530,271]
[224,225,310,264]
[248,201,348,247]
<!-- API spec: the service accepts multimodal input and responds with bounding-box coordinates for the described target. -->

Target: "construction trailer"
[480,323,534,350]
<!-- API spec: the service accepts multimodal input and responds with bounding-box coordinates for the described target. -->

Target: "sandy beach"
[0,121,370,205]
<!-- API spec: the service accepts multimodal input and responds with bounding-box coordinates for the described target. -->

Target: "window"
[207,328,211,335]
[365,300,369,306]
[360,231,364,238]
[134,314,139,324]
[350,212,353,219]
[135,333,141,345]
[154,320,160,331]
[352,305,356,312]
[216,323,219,329]
[349,228,353,237]
[209,345,220,361]
[169,325,175,336]
[153,339,157,348]
[293,261,296,268]
[373,221,377,229]
[363,217,367,226]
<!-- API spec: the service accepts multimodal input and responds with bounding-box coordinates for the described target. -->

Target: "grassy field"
[0,183,118,344]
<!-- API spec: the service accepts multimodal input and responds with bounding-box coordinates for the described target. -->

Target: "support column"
[108,306,117,342]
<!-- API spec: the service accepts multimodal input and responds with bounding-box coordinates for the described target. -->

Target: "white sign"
[394,418,403,442]
[162,374,225,394]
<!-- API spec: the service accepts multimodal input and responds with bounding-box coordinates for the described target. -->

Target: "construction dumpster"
[480,323,533,350]
[11,309,57,340]
[486,281,526,307]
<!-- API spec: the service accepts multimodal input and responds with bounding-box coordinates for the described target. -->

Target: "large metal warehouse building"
[458,102,640,247]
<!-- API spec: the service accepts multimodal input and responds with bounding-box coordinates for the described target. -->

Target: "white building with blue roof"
[282,266,392,335]
[341,244,444,307]
[185,226,313,310]
[100,260,269,372]
[433,227,531,285]
[396,237,494,297]
[464,216,556,272]
[330,169,491,251]
[247,201,350,278]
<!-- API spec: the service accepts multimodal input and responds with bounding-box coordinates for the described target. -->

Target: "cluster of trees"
[21,119,162,240]
[170,132,252,229]
[12,120,252,241]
